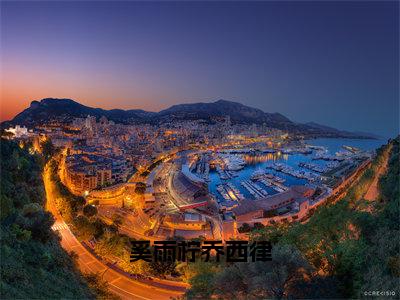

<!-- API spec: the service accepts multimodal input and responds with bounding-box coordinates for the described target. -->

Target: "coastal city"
[4,114,378,242]
[1,1,398,299]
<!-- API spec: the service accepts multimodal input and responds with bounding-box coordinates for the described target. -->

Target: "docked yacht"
[250,168,266,180]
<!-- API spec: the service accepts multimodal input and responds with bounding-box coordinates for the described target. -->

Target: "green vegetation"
[140,158,163,177]
[140,170,150,177]
[0,139,95,298]
[50,158,121,241]
[134,181,147,194]
[49,156,158,278]
[185,137,400,299]
[40,138,56,160]
[83,204,98,218]
[182,244,340,300]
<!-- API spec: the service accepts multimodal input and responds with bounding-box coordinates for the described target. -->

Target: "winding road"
[44,164,187,300]
[364,144,392,201]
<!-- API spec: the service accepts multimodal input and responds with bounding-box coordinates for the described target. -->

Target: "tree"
[119,252,151,276]
[83,273,119,300]
[94,231,129,258]
[1,194,13,220]
[0,139,96,299]
[134,182,146,194]
[73,215,97,241]
[253,222,265,230]
[149,261,179,277]
[16,203,55,243]
[238,223,251,233]
[110,213,123,229]
[213,264,249,299]
[184,262,220,300]
[83,204,98,218]
[213,244,312,299]
[290,275,341,299]
[40,138,56,160]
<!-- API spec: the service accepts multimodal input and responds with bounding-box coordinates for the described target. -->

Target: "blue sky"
[1,1,398,137]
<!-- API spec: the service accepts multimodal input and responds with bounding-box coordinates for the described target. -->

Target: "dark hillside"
[0,139,95,299]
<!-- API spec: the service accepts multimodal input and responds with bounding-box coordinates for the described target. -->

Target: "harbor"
[190,154,210,181]
[298,161,339,173]
[240,180,269,199]
[216,182,245,202]
[203,138,383,203]
[265,162,321,182]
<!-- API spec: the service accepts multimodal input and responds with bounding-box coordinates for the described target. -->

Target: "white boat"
[251,168,266,180]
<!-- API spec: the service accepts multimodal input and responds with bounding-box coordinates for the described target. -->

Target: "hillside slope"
[0,139,95,299]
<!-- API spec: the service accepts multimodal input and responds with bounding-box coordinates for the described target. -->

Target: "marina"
[217,153,246,171]
[216,182,244,202]
[250,169,288,193]
[205,138,384,203]
[240,180,269,199]
[191,155,210,181]
[298,161,340,173]
[216,166,238,180]
[265,162,321,182]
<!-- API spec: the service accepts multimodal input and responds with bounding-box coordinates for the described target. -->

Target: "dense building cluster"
[6,115,285,194]
[65,152,131,194]
[7,113,368,242]
[2,109,384,288]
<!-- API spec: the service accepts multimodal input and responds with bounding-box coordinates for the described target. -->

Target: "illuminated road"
[44,164,187,300]
[365,144,392,201]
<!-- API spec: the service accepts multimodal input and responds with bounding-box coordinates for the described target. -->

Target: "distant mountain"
[304,122,380,139]
[9,98,156,125]
[158,99,293,127]
[2,98,375,139]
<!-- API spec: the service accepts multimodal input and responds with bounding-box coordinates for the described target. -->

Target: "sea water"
[208,138,386,201]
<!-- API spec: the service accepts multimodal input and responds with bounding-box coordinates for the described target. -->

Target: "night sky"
[1,1,398,137]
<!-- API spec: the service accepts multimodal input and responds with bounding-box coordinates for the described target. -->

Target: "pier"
[217,183,244,202]
[240,180,269,199]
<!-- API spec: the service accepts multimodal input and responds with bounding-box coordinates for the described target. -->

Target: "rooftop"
[233,185,314,216]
